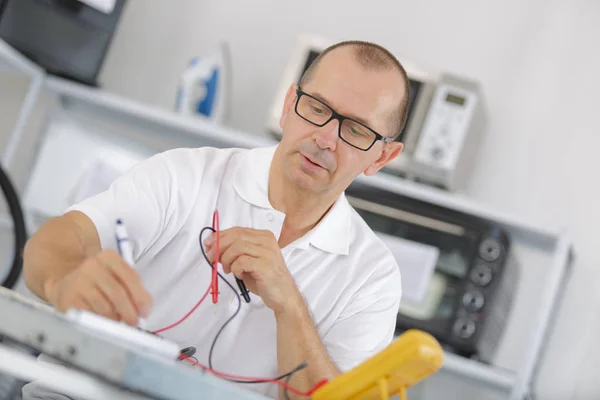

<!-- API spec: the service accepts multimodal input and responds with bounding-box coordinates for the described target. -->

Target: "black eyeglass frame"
[294,87,395,151]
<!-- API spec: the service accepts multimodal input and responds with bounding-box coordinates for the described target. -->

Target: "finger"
[203,228,238,264]
[60,293,98,315]
[220,241,265,274]
[218,228,270,256]
[202,229,216,250]
[230,255,258,279]
[203,231,215,248]
[56,285,94,314]
[99,250,153,317]
[205,245,215,264]
[92,267,139,326]
[73,296,96,314]
[81,285,119,321]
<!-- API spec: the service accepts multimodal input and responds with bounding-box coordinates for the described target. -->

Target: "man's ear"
[279,84,297,130]
[364,142,403,176]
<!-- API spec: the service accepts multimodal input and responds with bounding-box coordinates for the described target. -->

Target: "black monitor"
[0,0,127,86]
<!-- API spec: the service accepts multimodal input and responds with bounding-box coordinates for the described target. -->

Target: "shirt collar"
[233,145,276,210]
[302,194,351,255]
[233,145,351,256]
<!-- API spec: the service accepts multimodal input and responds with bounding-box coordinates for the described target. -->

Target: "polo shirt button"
[266,213,274,222]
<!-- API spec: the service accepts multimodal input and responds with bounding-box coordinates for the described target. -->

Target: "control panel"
[413,83,479,171]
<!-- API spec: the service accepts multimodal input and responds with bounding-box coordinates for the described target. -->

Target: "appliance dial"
[453,317,476,340]
[471,264,493,286]
[479,238,503,262]
[462,290,485,311]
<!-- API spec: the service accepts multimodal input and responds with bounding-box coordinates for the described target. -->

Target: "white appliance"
[266,35,486,192]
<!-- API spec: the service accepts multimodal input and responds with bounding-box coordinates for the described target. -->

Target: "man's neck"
[268,156,338,248]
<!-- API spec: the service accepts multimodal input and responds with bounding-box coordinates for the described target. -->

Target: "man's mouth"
[301,153,326,170]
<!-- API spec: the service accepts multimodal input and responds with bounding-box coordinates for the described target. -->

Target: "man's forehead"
[303,61,403,134]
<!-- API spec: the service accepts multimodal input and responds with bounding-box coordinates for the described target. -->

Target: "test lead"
[237,278,251,303]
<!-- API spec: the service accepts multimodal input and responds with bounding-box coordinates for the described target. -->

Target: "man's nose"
[313,119,339,151]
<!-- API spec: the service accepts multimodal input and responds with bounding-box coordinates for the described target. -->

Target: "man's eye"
[350,128,365,136]
[311,105,324,114]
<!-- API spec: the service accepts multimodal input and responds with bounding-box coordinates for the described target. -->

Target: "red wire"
[152,212,220,334]
[211,210,220,304]
[179,354,328,397]
[150,212,330,397]
[151,284,211,334]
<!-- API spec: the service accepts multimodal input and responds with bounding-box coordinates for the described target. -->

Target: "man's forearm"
[275,296,340,400]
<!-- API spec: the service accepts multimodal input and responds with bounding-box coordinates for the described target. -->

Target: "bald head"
[299,40,410,137]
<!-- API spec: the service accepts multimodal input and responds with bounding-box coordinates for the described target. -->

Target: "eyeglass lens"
[297,94,377,150]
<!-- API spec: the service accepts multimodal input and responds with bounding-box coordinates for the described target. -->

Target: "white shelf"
[358,172,563,244]
[0,39,46,170]
[442,352,516,393]
[0,39,43,77]
[45,76,276,151]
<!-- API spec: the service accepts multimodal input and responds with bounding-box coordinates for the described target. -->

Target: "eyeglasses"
[294,88,394,151]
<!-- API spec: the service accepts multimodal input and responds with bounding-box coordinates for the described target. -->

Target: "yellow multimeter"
[311,329,444,400]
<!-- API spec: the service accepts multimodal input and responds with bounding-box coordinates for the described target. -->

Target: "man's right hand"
[44,249,153,326]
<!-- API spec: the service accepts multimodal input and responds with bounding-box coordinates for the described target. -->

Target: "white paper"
[77,0,116,14]
[376,232,439,304]
[68,159,124,205]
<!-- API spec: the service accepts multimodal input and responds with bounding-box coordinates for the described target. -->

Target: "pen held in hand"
[115,219,148,326]
[115,219,135,266]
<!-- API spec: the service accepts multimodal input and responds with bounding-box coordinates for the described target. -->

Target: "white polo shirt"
[67,144,402,399]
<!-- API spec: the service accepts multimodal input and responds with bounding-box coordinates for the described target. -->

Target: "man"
[22,39,409,399]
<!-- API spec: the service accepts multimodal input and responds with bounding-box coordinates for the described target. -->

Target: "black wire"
[198,227,308,384]
[284,373,293,400]
[0,162,28,289]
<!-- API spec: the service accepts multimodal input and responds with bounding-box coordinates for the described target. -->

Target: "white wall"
[2,0,600,398]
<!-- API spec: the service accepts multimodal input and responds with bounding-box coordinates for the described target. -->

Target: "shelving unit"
[0,39,45,171]
[0,39,574,400]
[0,39,41,76]
[0,36,47,400]
[0,39,45,289]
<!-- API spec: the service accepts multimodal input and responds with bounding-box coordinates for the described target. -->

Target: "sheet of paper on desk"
[376,232,439,304]
[77,0,116,14]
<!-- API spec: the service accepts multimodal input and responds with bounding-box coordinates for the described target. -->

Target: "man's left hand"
[204,227,301,314]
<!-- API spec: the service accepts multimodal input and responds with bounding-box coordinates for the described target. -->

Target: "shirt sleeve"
[65,151,177,265]
[322,255,402,372]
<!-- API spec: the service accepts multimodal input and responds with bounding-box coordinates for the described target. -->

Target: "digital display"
[436,249,469,278]
[446,93,466,106]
